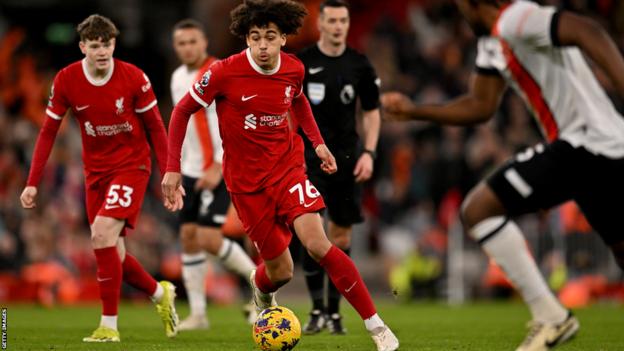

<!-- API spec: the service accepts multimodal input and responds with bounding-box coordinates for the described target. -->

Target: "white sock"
[470,217,568,323]
[151,282,164,303]
[100,315,118,330]
[182,252,208,317]
[218,238,256,280]
[364,313,384,332]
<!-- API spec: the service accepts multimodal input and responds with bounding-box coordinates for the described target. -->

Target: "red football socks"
[94,247,122,316]
[255,263,279,293]
[319,245,376,320]
[122,254,158,296]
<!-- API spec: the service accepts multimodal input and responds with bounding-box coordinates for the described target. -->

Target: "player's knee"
[461,183,506,232]
[90,226,116,248]
[197,227,222,254]
[180,225,200,253]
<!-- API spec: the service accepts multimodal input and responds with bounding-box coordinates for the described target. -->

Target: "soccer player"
[20,14,181,342]
[382,1,624,350]
[170,18,257,330]
[296,0,381,335]
[162,1,398,350]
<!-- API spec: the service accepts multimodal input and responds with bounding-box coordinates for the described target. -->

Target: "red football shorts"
[231,166,325,260]
[85,170,150,235]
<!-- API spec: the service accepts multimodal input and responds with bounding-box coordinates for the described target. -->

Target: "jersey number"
[289,180,320,205]
[106,185,134,208]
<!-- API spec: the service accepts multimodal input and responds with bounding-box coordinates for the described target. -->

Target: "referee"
[297,0,381,336]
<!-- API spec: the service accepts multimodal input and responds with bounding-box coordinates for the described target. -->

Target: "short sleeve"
[134,70,158,113]
[497,3,557,48]
[357,56,380,111]
[475,37,502,76]
[189,60,223,108]
[46,70,70,120]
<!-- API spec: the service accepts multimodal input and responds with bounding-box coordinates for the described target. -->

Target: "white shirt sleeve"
[497,1,557,48]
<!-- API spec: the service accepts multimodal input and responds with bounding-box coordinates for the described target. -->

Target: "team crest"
[48,84,55,107]
[284,85,293,104]
[307,83,325,105]
[340,84,355,105]
[115,97,124,115]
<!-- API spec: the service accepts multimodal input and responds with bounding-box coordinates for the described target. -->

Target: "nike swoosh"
[76,105,90,111]
[545,321,576,347]
[345,281,357,293]
[241,94,258,101]
[97,277,113,282]
[309,67,324,75]
[303,199,319,208]
[104,204,120,210]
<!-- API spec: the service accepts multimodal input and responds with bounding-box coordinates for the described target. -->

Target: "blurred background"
[0,0,623,309]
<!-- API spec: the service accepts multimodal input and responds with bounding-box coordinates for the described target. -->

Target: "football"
[252,306,301,351]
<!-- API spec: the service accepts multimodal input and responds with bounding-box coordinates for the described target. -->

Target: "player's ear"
[245,35,251,47]
[79,41,87,55]
[280,34,286,47]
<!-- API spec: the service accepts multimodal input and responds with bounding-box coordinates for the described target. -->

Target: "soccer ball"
[252,306,301,351]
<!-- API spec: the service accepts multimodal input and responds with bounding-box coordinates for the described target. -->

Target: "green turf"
[3,301,623,350]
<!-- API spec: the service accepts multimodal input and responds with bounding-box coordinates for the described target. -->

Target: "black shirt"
[297,44,380,160]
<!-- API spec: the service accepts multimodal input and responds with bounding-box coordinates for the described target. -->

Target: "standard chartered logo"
[85,121,96,137]
[244,114,257,130]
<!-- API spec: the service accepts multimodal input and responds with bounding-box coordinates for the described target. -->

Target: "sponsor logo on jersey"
[85,121,96,137]
[194,83,205,95]
[115,97,125,115]
[340,84,355,104]
[244,114,257,130]
[84,121,134,137]
[307,83,325,105]
[141,73,152,92]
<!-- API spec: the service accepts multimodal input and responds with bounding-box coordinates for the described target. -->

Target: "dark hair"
[173,18,206,34]
[76,14,119,42]
[230,0,307,38]
[320,0,350,12]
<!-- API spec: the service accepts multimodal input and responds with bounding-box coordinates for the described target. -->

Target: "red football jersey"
[46,58,158,179]
[188,49,308,193]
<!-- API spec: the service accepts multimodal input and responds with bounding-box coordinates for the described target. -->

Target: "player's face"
[79,38,115,72]
[455,0,490,37]
[246,23,286,70]
[318,6,350,46]
[173,28,208,67]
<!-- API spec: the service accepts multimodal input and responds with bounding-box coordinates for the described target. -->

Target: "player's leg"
[294,213,398,351]
[463,142,578,351]
[85,214,125,342]
[300,173,328,334]
[177,175,209,330]
[197,182,256,281]
[251,248,293,312]
[324,172,363,334]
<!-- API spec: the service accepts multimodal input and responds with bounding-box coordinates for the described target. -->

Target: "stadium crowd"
[0,0,623,305]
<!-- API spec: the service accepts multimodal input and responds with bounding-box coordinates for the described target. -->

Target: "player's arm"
[195,106,223,191]
[555,12,624,97]
[21,115,63,209]
[291,93,337,174]
[162,92,204,210]
[381,72,506,125]
[353,108,380,182]
[139,105,168,177]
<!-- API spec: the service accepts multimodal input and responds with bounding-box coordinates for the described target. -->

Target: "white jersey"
[171,62,223,178]
[476,0,624,159]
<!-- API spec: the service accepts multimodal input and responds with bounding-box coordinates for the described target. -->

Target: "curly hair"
[77,14,119,42]
[230,0,308,38]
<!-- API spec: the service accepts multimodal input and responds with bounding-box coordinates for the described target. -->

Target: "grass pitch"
[4,301,623,350]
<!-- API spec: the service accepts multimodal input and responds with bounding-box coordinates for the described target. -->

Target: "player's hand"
[20,186,38,209]
[161,172,185,212]
[315,144,337,175]
[380,92,416,121]
[353,152,374,183]
[195,163,222,190]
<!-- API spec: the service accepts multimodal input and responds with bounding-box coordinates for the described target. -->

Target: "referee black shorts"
[487,139,624,245]
[179,175,230,228]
